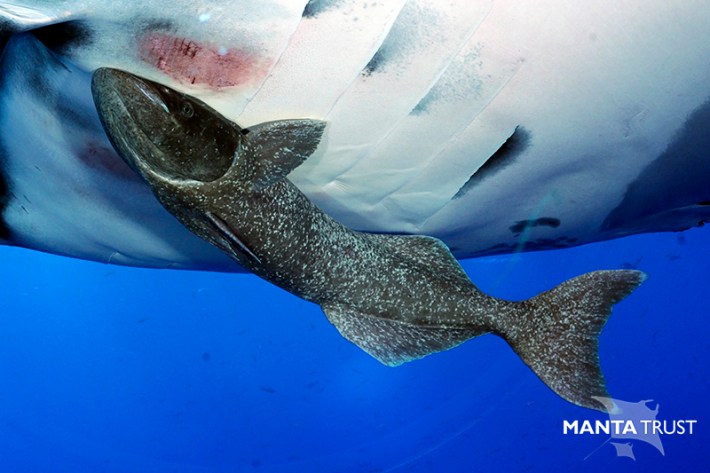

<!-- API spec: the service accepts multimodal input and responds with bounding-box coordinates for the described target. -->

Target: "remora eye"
[180,102,194,118]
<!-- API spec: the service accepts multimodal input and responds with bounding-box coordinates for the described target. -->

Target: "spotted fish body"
[1,1,709,270]
[92,68,645,410]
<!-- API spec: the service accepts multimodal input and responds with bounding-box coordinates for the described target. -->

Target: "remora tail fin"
[500,270,646,410]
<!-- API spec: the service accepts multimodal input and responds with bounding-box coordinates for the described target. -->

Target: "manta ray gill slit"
[302,0,344,18]
[454,125,531,199]
[138,32,262,89]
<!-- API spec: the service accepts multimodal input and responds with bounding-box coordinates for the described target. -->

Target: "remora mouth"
[91,67,169,180]
[92,67,241,184]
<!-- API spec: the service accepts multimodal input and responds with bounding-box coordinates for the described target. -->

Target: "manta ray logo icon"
[594,398,666,460]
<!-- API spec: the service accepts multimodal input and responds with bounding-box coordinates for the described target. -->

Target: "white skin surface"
[1,1,709,268]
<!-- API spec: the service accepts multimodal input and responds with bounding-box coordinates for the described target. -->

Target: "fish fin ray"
[244,119,326,190]
[322,303,477,366]
[364,233,472,287]
[500,270,646,410]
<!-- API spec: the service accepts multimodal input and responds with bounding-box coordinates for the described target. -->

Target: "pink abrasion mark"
[139,32,263,89]
[77,142,141,182]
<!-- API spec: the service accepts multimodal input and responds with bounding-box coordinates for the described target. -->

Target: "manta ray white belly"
[1,0,709,269]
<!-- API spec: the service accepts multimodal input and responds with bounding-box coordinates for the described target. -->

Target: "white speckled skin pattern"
[93,68,645,411]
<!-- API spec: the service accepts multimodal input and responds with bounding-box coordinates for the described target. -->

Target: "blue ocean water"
[0,228,707,472]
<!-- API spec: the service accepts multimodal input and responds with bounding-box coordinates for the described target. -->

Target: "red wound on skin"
[138,32,261,89]
[77,143,141,182]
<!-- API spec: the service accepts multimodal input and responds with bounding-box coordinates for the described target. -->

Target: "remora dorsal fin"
[243,119,326,190]
[364,233,472,287]
[321,303,477,366]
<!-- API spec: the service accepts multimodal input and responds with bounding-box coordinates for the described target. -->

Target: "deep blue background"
[0,228,707,472]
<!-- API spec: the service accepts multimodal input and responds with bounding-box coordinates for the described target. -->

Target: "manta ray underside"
[0,1,708,270]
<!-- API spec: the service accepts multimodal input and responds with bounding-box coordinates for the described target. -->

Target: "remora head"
[91,67,242,186]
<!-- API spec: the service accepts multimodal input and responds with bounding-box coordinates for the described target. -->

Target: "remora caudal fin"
[502,270,646,410]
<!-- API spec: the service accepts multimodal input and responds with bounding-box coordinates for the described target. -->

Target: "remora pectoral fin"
[244,119,327,190]
[321,303,476,366]
[204,212,261,265]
